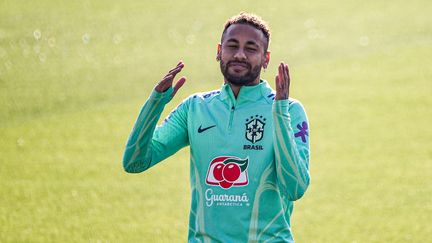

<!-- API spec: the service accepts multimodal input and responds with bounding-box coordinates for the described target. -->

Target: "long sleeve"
[272,99,310,201]
[123,87,189,173]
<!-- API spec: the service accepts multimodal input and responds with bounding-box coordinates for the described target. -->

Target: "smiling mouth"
[228,62,250,70]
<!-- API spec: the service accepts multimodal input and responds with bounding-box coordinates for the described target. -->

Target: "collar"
[219,80,273,105]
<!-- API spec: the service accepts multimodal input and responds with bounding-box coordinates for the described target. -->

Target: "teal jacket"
[123,80,310,242]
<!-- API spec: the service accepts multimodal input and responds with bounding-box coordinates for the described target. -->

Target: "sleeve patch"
[294,121,309,143]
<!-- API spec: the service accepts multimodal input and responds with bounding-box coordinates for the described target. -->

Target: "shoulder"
[273,97,307,114]
[288,97,308,118]
[288,97,302,107]
[273,97,303,107]
[186,89,221,103]
[170,89,221,112]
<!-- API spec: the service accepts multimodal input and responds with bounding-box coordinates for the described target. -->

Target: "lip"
[228,62,250,70]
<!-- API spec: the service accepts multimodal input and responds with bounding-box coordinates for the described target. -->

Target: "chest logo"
[205,156,249,189]
[198,125,216,133]
[245,115,266,144]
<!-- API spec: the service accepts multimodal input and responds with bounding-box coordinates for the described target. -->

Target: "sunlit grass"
[1,0,431,242]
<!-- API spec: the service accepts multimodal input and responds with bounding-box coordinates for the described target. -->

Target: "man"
[123,12,310,242]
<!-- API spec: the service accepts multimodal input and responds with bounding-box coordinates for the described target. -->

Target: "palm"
[275,62,290,100]
[155,61,187,97]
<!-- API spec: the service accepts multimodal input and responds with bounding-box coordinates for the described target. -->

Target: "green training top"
[123,80,310,242]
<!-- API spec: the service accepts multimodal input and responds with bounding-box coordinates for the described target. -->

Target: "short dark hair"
[222,12,271,51]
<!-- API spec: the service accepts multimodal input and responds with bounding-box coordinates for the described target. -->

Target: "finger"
[155,74,174,92]
[275,75,280,90]
[167,61,184,73]
[166,63,185,82]
[278,63,284,82]
[285,64,290,82]
[275,74,285,100]
[171,76,187,97]
[168,62,184,73]
[162,62,184,82]
[168,65,184,78]
[161,74,174,84]
[155,61,185,93]
[283,64,289,85]
[279,63,286,89]
[164,66,183,79]
[168,63,184,74]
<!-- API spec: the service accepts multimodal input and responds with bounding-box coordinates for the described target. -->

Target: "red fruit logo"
[205,156,249,189]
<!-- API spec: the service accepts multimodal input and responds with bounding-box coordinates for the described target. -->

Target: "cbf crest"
[245,115,266,143]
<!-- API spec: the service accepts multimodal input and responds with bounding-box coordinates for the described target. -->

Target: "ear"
[216,44,221,61]
[263,51,271,69]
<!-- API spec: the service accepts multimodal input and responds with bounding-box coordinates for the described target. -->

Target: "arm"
[123,61,188,173]
[273,62,310,201]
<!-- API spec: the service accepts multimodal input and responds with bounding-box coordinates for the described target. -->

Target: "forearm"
[123,88,173,173]
[272,100,310,201]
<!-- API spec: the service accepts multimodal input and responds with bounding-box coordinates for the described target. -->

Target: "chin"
[227,78,255,86]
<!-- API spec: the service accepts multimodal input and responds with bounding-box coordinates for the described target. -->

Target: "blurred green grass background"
[1,0,431,242]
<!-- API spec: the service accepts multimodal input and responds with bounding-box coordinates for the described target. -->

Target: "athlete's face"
[218,24,270,86]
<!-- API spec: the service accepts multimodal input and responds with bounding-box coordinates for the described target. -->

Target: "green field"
[1,0,431,242]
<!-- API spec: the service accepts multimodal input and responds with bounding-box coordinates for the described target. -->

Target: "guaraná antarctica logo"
[205,156,249,189]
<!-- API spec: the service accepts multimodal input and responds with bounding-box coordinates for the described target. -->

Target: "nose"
[233,48,246,60]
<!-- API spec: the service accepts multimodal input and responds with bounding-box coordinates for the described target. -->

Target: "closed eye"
[225,43,239,49]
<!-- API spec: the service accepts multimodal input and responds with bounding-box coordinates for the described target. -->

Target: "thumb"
[275,75,281,92]
[171,76,187,97]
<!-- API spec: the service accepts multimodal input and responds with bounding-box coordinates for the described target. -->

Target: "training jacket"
[123,80,310,242]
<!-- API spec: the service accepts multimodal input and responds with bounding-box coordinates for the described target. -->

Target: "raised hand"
[155,61,187,97]
[275,62,290,100]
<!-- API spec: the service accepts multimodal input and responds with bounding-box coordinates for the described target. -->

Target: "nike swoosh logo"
[198,125,216,133]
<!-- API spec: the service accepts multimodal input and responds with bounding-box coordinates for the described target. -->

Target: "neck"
[226,77,261,98]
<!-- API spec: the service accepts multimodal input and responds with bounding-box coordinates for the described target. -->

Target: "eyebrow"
[226,39,239,44]
[226,39,260,48]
